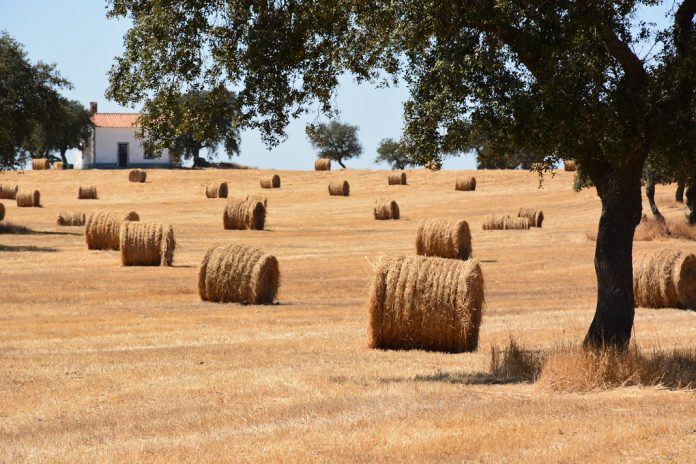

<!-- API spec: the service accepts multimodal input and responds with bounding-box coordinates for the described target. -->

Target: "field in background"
[1,168,695,462]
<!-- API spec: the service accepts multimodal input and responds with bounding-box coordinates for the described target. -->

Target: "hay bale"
[564,160,576,171]
[85,210,140,250]
[128,169,147,183]
[518,208,544,228]
[57,212,86,226]
[315,158,331,171]
[206,182,228,198]
[223,199,265,230]
[53,161,64,170]
[260,174,281,189]
[0,203,4,221]
[455,177,477,191]
[633,249,696,309]
[367,255,484,352]
[16,190,40,207]
[245,194,268,207]
[78,186,98,200]
[373,199,400,220]
[482,215,529,230]
[425,161,442,171]
[328,180,350,196]
[416,218,472,260]
[119,221,175,266]
[388,172,407,185]
[198,243,279,304]
[32,158,50,170]
[0,184,17,199]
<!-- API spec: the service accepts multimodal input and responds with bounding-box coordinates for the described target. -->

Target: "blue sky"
[0,1,673,169]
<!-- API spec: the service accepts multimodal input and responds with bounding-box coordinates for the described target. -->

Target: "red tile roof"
[92,113,141,128]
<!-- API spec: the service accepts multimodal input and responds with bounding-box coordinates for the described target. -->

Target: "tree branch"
[601,27,646,92]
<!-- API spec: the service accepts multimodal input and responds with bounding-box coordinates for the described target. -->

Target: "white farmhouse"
[77,102,170,169]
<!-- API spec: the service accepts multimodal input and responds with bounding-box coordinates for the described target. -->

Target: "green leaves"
[306,121,362,168]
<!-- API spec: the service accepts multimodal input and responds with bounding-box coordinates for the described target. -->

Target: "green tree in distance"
[306,121,362,168]
[375,138,413,170]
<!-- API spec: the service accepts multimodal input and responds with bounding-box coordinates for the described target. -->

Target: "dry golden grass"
[1,168,695,462]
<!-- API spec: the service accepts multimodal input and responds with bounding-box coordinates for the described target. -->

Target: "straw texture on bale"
[57,212,86,226]
[314,158,331,171]
[206,182,228,198]
[373,199,400,220]
[85,210,140,250]
[78,185,98,200]
[328,180,350,196]
[0,203,4,221]
[455,177,477,191]
[260,174,281,189]
[16,190,40,207]
[425,161,442,171]
[223,199,266,230]
[0,184,17,199]
[128,169,147,183]
[53,161,64,170]
[198,243,279,304]
[564,160,576,171]
[119,221,175,266]
[388,172,407,185]
[367,255,484,352]
[482,215,529,230]
[32,158,50,170]
[245,194,268,206]
[416,218,472,260]
[633,249,696,309]
[518,208,544,228]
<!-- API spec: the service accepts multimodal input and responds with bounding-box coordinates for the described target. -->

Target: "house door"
[117,143,129,168]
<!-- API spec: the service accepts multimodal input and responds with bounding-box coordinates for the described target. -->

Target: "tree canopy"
[375,138,413,170]
[306,121,362,168]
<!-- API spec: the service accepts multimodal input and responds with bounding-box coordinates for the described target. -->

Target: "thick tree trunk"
[192,146,205,167]
[337,158,346,169]
[645,177,665,224]
[676,180,685,203]
[60,149,68,165]
[686,182,696,225]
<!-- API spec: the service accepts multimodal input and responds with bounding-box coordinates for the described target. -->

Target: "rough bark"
[686,181,696,225]
[676,180,685,203]
[60,149,68,165]
[337,158,346,169]
[192,145,206,167]
[645,176,665,224]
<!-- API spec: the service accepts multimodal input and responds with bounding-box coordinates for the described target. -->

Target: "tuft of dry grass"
[490,338,544,382]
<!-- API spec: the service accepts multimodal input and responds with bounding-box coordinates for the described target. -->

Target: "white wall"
[91,127,169,167]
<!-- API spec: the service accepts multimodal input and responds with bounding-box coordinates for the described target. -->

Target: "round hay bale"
[328,180,350,196]
[85,210,140,250]
[223,199,265,230]
[198,243,279,304]
[260,174,281,189]
[424,161,442,171]
[78,186,98,200]
[53,161,64,170]
[32,158,50,170]
[315,158,332,171]
[455,177,477,191]
[16,190,40,207]
[119,221,175,266]
[564,160,576,171]
[373,199,400,220]
[388,172,407,185]
[206,182,228,198]
[245,194,268,207]
[0,203,4,221]
[128,169,147,183]
[416,218,472,260]
[482,215,529,230]
[367,255,484,352]
[0,184,17,199]
[57,212,86,226]
[518,208,544,228]
[633,249,696,309]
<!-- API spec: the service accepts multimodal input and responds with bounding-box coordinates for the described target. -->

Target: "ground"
[0,168,695,463]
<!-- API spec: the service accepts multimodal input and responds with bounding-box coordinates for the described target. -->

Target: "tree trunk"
[192,146,204,167]
[337,158,346,169]
[645,176,665,224]
[686,181,696,225]
[60,149,68,165]
[676,180,685,203]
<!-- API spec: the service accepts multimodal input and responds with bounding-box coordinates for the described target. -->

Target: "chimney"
[90,102,98,114]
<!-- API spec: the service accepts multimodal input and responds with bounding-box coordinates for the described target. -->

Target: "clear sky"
[0,1,673,170]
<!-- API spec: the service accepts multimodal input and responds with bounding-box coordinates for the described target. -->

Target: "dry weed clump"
[633,249,696,309]
[367,255,484,353]
[328,180,350,196]
[16,190,40,207]
[564,160,576,171]
[664,220,696,241]
[119,221,175,266]
[373,199,400,220]
[32,158,50,170]
[128,169,147,183]
[388,172,407,185]
[518,208,544,228]
[314,158,331,171]
[0,184,17,199]
[206,182,228,198]
[57,212,86,226]
[455,177,477,191]
[490,338,545,382]
[223,199,265,230]
[482,215,529,230]
[78,186,98,200]
[85,210,140,250]
[260,174,281,189]
[416,218,472,260]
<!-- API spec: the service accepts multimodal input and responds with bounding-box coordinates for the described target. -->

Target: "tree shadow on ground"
[0,244,58,252]
[0,223,81,236]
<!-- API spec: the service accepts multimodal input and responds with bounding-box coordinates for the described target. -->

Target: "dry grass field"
[1,168,695,462]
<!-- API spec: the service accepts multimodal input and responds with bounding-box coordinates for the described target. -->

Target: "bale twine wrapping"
[373,199,400,220]
[455,177,477,191]
[482,215,529,230]
[367,255,484,352]
[416,218,472,260]
[16,190,40,207]
[78,186,98,200]
[198,243,279,304]
[32,158,50,170]
[119,221,175,266]
[328,180,350,196]
[260,174,281,189]
[315,158,331,171]
[128,169,147,183]
[564,160,576,171]
[517,208,544,228]
[0,203,4,221]
[633,249,696,309]
[85,210,140,250]
[388,172,407,185]
[0,184,17,199]
[245,194,267,206]
[53,161,64,170]
[206,182,228,198]
[223,199,265,230]
[57,212,86,226]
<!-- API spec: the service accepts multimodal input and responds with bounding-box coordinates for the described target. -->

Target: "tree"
[106,1,696,349]
[306,121,362,168]
[375,138,412,170]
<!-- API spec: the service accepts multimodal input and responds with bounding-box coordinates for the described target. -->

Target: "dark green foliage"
[375,138,412,170]
[306,121,362,168]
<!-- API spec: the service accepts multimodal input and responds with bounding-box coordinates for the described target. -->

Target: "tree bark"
[337,158,346,169]
[676,180,685,203]
[192,145,205,167]
[645,176,665,224]
[60,149,68,165]
[686,181,696,225]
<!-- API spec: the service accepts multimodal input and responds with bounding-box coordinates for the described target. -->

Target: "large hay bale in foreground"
[223,199,265,230]
[367,255,484,352]
[416,218,472,260]
[198,243,279,304]
[53,161,64,170]
[373,199,400,220]
[260,174,281,189]
[128,169,147,183]
[206,182,228,198]
[78,186,98,200]
[328,180,350,196]
[85,210,140,250]
[315,158,331,171]
[455,177,477,191]
[245,194,268,206]
[119,221,175,266]
[564,160,576,171]
[32,158,50,170]
[57,212,86,226]
[0,203,4,221]
[16,190,40,207]
[518,208,544,228]
[388,172,407,185]
[633,249,696,309]
[482,215,529,230]
[0,184,17,199]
